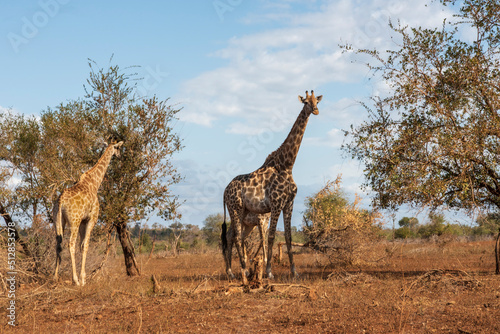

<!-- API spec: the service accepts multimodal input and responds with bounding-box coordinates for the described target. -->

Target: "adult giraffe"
[54,141,123,286]
[222,90,322,283]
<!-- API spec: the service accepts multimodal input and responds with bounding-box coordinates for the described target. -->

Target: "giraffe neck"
[79,145,115,193]
[262,106,310,171]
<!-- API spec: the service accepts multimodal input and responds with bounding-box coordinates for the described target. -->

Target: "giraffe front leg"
[242,223,254,266]
[266,211,281,279]
[257,217,267,281]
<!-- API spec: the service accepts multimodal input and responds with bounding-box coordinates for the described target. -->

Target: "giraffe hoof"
[241,272,249,286]
[227,270,236,280]
[267,272,274,280]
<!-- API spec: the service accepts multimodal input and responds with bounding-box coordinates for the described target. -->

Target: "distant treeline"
[390,213,500,240]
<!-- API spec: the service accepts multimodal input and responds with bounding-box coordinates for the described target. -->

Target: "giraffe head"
[298,90,322,115]
[108,141,124,158]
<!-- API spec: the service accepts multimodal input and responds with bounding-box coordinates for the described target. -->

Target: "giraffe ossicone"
[53,141,123,286]
[222,90,322,283]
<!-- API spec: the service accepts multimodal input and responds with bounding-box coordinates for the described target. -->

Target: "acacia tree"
[343,0,500,271]
[49,63,183,275]
[0,62,183,277]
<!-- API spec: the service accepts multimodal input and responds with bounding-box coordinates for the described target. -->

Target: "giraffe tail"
[221,198,228,254]
[53,198,64,275]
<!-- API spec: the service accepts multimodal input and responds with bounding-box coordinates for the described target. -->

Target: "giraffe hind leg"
[224,222,236,279]
[228,208,248,285]
[79,208,98,286]
[68,222,81,286]
[256,215,268,280]
[241,222,254,268]
[79,224,92,286]
[283,199,298,278]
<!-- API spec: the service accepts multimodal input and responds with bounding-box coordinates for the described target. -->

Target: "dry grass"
[2,239,500,333]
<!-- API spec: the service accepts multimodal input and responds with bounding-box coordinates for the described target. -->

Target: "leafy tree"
[343,0,500,214]
[140,232,152,251]
[474,213,500,235]
[417,213,448,238]
[0,112,50,272]
[182,224,201,248]
[202,213,224,246]
[395,217,419,240]
[343,0,500,268]
[394,226,415,239]
[0,61,183,277]
[0,113,45,222]
[398,217,419,229]
[75,62,183,275]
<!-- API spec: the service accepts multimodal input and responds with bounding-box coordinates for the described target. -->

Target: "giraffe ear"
[115,141,124,148]
[316,95,323,103]
[298,95,306,103]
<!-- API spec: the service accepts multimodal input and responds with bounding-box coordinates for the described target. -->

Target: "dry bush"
[402,269,483,298]
[0,218,112,287]
[303,176,384,267]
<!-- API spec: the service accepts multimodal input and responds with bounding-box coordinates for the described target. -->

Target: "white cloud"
[172,0,457,226]
[304,127,344,148]
[171,158,246,225]
[178,0,452,135]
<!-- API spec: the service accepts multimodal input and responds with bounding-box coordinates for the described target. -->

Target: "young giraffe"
[53,141,123,286]
[222,91,322,282]
[221,211,270,280]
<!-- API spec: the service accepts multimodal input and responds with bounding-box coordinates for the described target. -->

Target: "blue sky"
[1,0,464,228]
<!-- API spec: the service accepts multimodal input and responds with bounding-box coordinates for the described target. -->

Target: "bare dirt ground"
[3,240,500,333]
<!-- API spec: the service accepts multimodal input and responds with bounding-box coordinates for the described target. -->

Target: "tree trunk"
[115,222,141,276]
[495,228,500,275]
